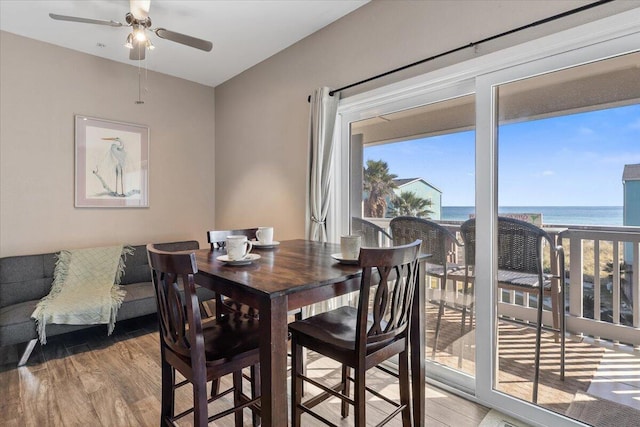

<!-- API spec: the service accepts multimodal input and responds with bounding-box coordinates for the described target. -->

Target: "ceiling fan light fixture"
[50,1,214,60]
[134,26,147,42]
[125,33,134,49]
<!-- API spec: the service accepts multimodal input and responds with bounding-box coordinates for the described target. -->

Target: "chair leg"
[341,365,351,417]
[532,289,544,404]
[560,281,566,382]
[354,366,366,427]
[210,378,220,398]
[160,358,174,425]
[458,274,471,368]
[250,364,261,426]
[293,308,307,396]
[200,300,214,318]
[432,279,446,358]
[398,349,412,427]
[291,337,303,427]
[193,375,209,427]
[233,370,244,427]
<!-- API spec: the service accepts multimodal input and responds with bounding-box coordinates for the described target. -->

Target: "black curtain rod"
[307,0,614,102]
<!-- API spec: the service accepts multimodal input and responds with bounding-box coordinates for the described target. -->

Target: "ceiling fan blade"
[130,0,151,20]
[49,13,123,27]
[129,40,146,60]
[154,28,213,52]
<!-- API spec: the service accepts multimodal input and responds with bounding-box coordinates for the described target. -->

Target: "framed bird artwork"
[75,115,149,207]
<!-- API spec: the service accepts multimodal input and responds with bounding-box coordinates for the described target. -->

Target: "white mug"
[341,235,361,260]
[256,226,274,244]
[226,235,253,260]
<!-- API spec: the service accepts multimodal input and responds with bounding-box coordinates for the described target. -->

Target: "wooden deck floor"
[425,303,640,427]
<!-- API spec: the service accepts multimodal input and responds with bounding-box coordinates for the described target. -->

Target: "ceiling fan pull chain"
[136,59,144,104]
[144,54,150,97]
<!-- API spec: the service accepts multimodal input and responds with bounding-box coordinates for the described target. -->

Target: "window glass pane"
[350,95,477,378]
[495,52,640,421]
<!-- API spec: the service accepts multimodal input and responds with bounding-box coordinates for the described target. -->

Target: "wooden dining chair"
[389,216,462,357]
[206,228,305,320]
[289,240,421,427]
[147,244,261,427]
[207,228,306,399]
[459,217,566,403]
[207,229,261,319]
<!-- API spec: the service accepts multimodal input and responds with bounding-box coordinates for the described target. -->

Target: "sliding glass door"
[487,50,640,423]
[474,22,639,426]
[335,10,639,426]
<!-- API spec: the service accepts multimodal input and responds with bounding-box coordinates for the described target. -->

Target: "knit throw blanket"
[31,245,133,344]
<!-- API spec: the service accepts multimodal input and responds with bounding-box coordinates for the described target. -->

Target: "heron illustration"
[94,137,127,196]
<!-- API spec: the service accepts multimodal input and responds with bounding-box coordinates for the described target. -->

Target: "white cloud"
[541,170,555,176]
[579,126,595,135]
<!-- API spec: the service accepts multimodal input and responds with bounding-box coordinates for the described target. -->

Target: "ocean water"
[442,206,624,226]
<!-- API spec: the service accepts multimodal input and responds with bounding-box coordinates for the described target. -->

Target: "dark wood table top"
[194,239,363,299]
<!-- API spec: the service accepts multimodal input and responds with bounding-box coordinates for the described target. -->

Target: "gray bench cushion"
[0,253,56,308]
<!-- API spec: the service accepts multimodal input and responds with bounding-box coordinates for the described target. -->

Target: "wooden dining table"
[194,239,426,426]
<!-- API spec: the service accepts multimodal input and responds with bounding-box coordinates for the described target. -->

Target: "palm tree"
[389,191,433,218]
[363,160,397,218]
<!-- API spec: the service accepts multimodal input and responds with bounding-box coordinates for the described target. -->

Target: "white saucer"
[330,253,359,265]
[217,253,261,266]
[252,240,280,249]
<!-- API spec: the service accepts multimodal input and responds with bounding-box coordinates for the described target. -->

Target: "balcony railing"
[361,217,640,349]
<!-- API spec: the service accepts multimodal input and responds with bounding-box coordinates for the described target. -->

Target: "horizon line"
[442,205,623,208]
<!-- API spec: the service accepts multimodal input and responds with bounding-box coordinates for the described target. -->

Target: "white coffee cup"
[226,235,253,260]
[341,235,362,260]
[256,226,274,244]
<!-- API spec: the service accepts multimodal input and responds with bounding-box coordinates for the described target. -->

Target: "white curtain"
[307,87,340,242]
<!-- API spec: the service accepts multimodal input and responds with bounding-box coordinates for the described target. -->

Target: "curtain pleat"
[307,87,339,242]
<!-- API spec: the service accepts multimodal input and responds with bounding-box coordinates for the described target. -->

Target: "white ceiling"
[0,0,368,87]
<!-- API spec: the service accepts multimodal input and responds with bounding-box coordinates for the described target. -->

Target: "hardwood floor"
[6,300,638,426]
[1,314,490,427]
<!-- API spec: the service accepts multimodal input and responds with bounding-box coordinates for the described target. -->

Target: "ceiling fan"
[49,0,213,61]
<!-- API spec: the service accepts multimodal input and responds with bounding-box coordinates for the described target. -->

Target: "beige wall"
[0,32,215,257]
[214,0,636,241]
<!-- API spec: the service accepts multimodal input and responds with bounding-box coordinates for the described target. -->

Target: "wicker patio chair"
[351,217,392,247]
[459,217,566,403]
[389,216,462,358]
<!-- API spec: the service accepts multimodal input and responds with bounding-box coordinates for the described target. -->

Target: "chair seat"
[498,270,553,290]
[198,316,261,362]
[425,262,461,277]
[288,306,391,354]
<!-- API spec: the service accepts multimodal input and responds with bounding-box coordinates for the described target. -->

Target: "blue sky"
[364,103,640,206]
